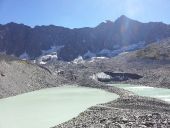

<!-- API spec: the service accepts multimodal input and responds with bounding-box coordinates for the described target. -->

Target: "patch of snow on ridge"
[89,57,108,62]
[41,45,64,55]
[19,52,29,60]
[118,52,129,56]
[72,56,84,64]
[97,41,146,57]
[99,49,112,55]
[37,45,64,64]
[39,54,58,65]
[120,42,146,51]
[84,50,96,58]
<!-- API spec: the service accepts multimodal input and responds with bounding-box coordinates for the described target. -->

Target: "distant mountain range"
[0,15,170,61]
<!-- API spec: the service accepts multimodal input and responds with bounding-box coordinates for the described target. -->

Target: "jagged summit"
[96,15,130,27]
[115,15,129,21]
[114,15,139,25]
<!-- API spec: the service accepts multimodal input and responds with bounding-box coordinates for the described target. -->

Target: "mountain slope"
[136,38,170,60]
[0,54,67,98]
[1,15,170,61]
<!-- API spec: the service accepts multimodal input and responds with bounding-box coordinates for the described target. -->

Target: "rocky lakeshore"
[54,107,170,128]
[53,94,170,128]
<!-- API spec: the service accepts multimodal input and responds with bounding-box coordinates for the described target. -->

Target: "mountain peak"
[119,15,128,19]
[115,15,130,23]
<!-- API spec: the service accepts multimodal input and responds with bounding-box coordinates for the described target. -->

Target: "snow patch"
[38,54,58,65]
[99,49,112,55]
[91,72,112,80]
[41,45,64,55]
[37,45,64,64]
[19,52,29,60]
[89,57,108,62]
[118,52,129,56]
[84,51,96,58]
[72,56,84,64]
[97,41,146,57]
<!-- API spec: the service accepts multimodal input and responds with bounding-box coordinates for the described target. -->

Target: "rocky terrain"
[0,54,69,98]
[136,38,170,60]
[54,96,170,128]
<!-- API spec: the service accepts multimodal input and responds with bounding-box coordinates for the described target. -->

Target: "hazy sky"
[0,0,170,28]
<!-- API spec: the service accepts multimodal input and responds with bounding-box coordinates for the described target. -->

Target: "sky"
[0,0,170,28]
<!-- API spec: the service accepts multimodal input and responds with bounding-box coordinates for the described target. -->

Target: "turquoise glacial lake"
[110,84,170,103]
[0,86,118,128]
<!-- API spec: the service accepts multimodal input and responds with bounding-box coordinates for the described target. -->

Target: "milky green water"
[110,84,170,103]
[0,86,118,128]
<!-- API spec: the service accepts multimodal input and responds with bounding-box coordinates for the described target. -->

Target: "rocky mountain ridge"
[1,15,170,61]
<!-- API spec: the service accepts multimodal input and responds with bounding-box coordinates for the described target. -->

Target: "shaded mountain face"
[0,15,170,61]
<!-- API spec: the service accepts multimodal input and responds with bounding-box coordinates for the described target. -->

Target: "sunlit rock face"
[1,16,170,61]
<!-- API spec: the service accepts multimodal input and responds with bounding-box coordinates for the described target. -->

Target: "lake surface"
[110,84,170,103]
[0,86,118,128]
